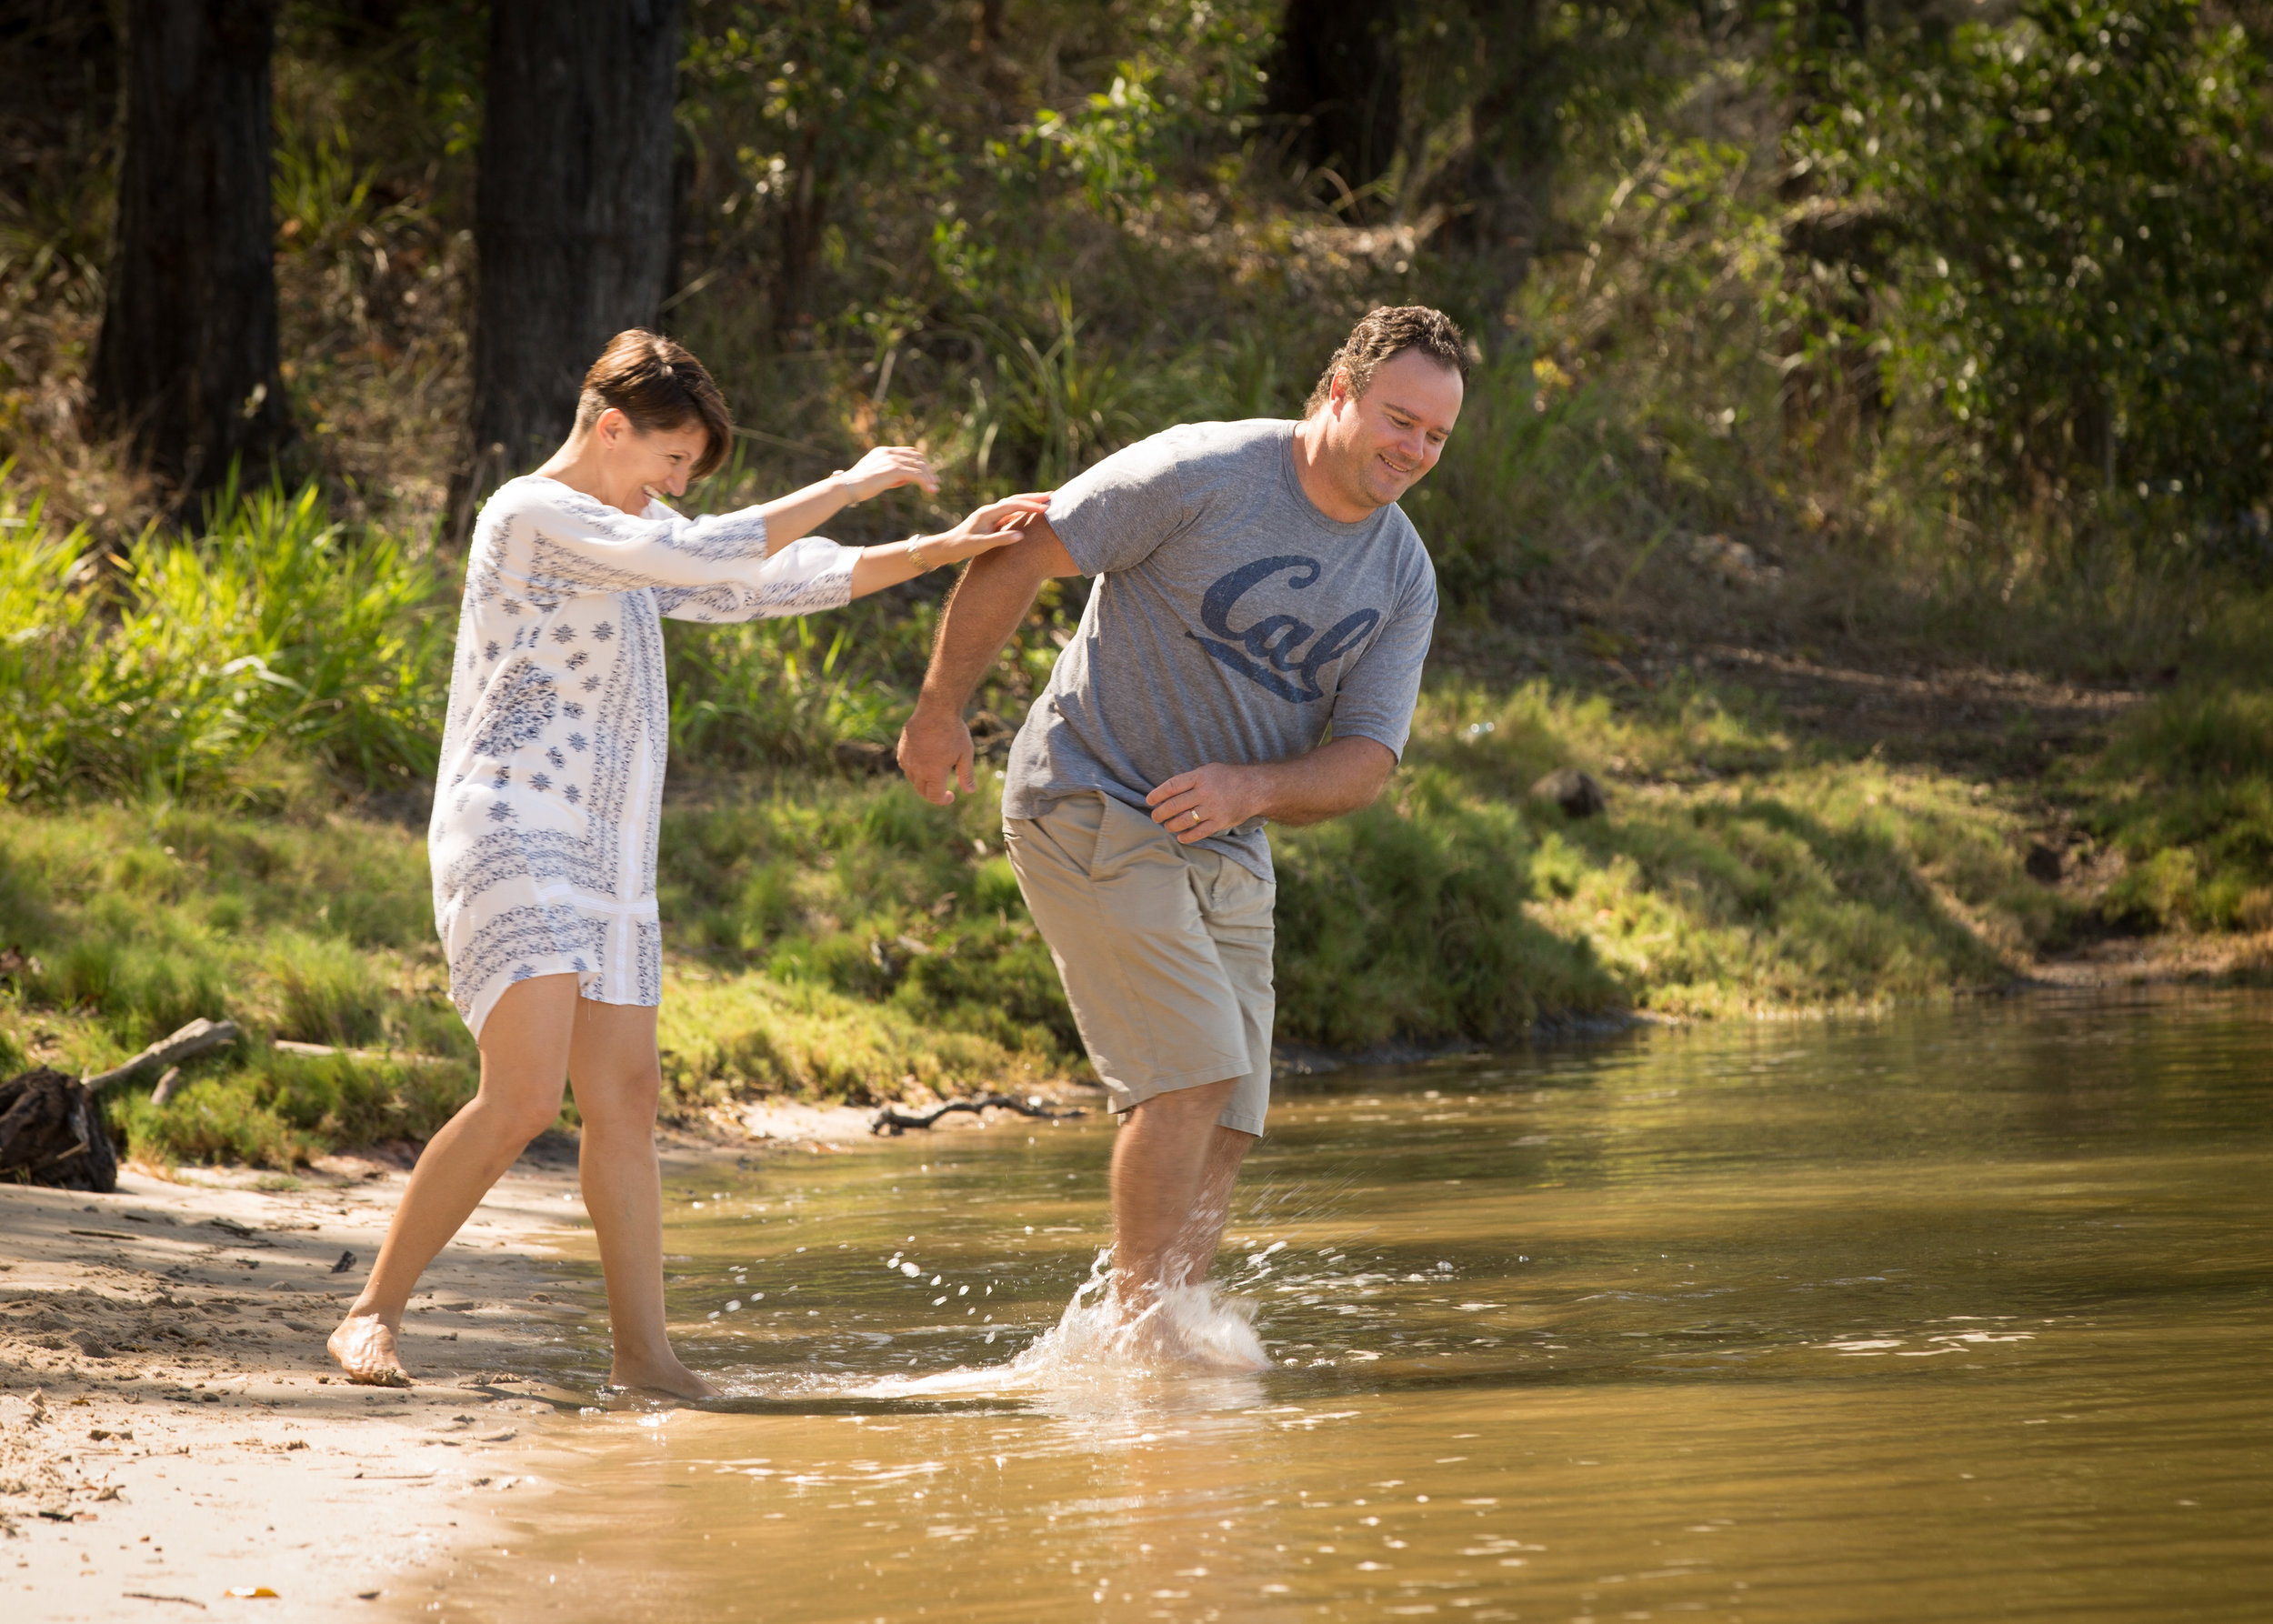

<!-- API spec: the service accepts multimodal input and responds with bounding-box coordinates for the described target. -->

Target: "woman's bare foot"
[327,1312,413,1388]
[608,1353,718,1400]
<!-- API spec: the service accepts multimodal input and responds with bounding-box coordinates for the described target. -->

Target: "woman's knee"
[473,1086,567,1148]
[572,1065,663,1135]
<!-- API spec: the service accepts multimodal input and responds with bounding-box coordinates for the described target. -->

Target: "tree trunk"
[773,127,833,346]
[1424,0,1557,323]
[1267,0,1403,210]
[90,0,291,493]
[460,0,684,521]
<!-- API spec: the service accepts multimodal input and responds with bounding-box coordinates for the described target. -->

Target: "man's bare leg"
[1160,1124,1257,1290]
[566,1000,716,1399]
[1109,1078,1241,1312]
[329,975,580,1385]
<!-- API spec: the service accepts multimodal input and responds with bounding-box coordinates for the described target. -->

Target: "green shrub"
[0,473,451,800]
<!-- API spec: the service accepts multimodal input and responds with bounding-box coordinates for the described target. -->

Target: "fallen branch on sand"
[870,1096,1086,1135]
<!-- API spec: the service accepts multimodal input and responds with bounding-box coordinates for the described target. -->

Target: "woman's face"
[593,407,712,504]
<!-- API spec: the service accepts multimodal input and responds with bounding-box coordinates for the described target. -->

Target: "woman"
[328,329,1043,1396]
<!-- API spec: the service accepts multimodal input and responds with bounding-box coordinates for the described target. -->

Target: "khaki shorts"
[1004,792,1275,1137]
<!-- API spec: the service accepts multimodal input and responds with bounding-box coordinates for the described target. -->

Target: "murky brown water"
[421,991,2272,1622]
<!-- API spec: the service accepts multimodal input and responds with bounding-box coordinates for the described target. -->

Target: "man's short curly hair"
[1303,306,1470,416]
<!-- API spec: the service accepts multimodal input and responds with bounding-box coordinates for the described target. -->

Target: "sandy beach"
[0,1098,881,1620]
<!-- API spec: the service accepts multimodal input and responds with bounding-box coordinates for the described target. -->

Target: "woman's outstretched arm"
[759,446,940,552]
[847,494,1053,599]
[651,493,1050,627]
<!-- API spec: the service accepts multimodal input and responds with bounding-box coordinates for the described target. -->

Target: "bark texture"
[91,0,291,489]
[464,0,685,511]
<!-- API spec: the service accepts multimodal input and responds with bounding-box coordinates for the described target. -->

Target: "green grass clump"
[1277,680,2053,1035]
[2082,684,2273,931]
[0,799,476,1168]
[658,972,1059,1111]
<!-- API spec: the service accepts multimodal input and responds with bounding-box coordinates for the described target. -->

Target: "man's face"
[1321,347,1464,510]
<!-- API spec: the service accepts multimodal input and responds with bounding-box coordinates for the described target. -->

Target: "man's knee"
[1124,1076,1241,1126]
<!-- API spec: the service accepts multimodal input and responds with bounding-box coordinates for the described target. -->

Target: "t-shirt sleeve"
[1324,557,1437,761]
[1045,428,1195,576]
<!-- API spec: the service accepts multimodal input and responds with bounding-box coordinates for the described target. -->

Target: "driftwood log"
[1,1017,241,1191]
[871,1095,1086,1136]
[82,1017,239,1094]
[0,1068,119,1193]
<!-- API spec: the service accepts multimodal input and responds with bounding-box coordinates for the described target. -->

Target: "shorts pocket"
[1088,797,1209,930]
[1201,853,1277,930]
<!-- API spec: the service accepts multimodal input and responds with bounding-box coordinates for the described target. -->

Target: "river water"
[427,990,2271,1622]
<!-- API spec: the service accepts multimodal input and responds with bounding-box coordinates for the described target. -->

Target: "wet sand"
[0,1103,878,1619]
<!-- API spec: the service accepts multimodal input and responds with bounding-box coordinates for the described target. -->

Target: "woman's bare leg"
[329,975,580,1385]
[564,999,715,1398]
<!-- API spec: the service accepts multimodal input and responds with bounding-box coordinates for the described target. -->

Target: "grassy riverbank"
[8,642,2218,1172]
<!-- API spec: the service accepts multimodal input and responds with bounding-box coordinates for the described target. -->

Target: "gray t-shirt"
[1002,418,1438,879]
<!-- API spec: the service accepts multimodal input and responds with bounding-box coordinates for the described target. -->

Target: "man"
[898,306,1465,1359]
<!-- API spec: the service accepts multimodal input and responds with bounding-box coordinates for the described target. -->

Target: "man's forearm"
[913,531,1066,717]
[1145,735,1394,842]
[1245,736,1396,826]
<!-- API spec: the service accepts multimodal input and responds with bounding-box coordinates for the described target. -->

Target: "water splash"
[856,1250,1269,1400]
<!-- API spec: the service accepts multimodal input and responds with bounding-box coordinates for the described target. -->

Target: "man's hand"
[1147,737,1397,842]
[1144,763,1270,844]
[898,706,976,805]
[896,511,1081,807]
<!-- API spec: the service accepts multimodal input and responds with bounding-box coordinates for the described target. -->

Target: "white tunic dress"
[430,475,856,1037]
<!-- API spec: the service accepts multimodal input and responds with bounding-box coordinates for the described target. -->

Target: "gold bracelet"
[906,536,931,572]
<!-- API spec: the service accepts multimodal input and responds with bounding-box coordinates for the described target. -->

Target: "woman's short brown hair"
[574,329,733,479]
[1303,306,1470,416]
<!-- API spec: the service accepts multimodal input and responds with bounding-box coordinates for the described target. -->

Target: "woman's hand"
[846,494,1051,601]
[922,493,1052,566]
[836,446,941,503]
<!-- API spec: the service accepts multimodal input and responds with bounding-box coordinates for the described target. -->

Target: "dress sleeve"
[488,482,782,589]
[654,534,858,623]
